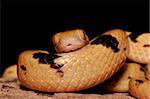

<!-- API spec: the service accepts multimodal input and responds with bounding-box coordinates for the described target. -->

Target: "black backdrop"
[1,1,149,75]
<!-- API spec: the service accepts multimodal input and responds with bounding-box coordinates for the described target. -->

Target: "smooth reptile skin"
[17,29,128,92]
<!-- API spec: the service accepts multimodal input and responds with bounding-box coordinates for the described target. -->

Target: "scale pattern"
[18,29,128,92]
[127,33,150,64]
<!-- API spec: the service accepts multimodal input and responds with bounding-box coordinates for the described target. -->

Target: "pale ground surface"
[0,80,135,99]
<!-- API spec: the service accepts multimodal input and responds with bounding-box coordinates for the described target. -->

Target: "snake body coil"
[17,29,128,92]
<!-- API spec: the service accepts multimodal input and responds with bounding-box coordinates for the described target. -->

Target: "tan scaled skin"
[52,29,89,53]
[127,33,150,64]
[0,29,89,82]
[145,64,150,78]
[129,64,150,99]
[0,65,17,82]
[129,78,150,99]
[18,29,128,92]
[100,32,150,93]
[101,63,145,92]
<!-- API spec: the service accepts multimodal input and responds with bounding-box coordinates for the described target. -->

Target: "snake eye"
[77,30,87,40]
[135,79,144,86]
[78,30,85,40]
[78,30,89,43]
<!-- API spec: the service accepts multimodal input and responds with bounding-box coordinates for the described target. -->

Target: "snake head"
[52,29,89,53]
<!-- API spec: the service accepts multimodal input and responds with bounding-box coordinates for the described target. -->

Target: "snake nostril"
[67,44,72,46]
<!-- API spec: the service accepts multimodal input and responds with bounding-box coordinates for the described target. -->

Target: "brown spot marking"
[2,85,14,89]
[145,77,149,80]
[50,63,64,77]
[129,32,141,42]
[143,44,150,47]
[20,65,26,71]
[50,63,64,69]
[124,48,126,51]
[128,76,131,79]
[91,35,119,52]
[56,70,64,77]
[67,43,72,46]
[8,71,13,74]
[33,52,61,64]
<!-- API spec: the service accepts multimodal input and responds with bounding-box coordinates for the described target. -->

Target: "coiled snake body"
[17,29,128,92]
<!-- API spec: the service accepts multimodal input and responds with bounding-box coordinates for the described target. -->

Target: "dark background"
[1,1,149,76]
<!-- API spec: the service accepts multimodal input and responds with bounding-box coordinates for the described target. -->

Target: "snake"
[17,29,128,92]
[101,32,150,98]
[2,29,150,97]
[52,29,89,53]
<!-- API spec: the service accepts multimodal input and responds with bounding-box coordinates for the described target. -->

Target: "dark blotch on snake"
[91,35,119,52]
[33,52,61,64]
[129,32,148,42]
[20,65,27,71]
[50,63,64,69]
[143,44,150,47]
